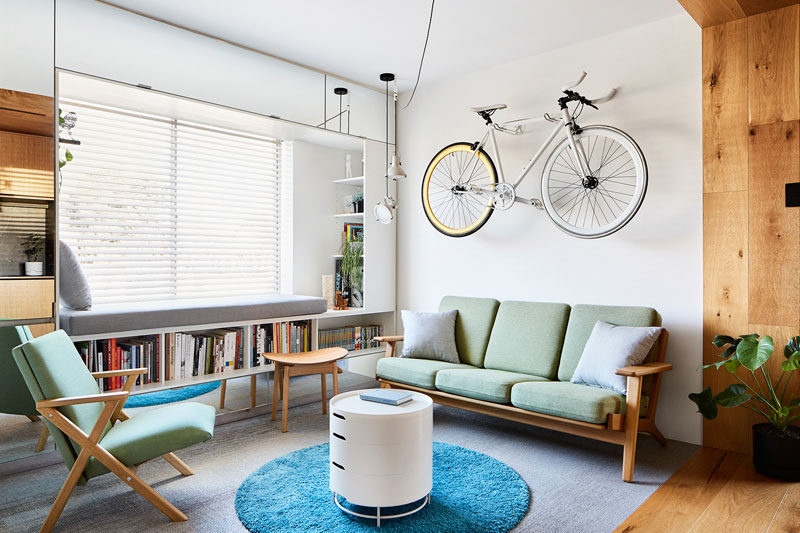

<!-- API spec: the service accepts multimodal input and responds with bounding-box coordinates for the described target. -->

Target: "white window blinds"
[59,100,282,304]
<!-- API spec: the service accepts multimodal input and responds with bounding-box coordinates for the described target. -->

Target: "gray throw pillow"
[59,240,92,310]
[400,309,460,363]
[571,321,662,394]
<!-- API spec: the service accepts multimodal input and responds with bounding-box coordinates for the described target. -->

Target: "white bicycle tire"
[540,125,647,239]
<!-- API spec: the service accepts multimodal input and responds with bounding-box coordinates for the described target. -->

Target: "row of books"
[318,325,383,351]
[252,321,312,363]
[76,336,160,391]
[164,329,245,381]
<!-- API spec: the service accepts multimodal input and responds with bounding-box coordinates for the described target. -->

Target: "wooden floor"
[616,447,800,532]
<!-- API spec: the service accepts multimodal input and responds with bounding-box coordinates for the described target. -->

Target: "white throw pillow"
[400,309,460,363]
[571,321,662,394]
[59,240,92,310]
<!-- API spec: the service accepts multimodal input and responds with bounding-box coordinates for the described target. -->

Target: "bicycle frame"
[458,106,591,206]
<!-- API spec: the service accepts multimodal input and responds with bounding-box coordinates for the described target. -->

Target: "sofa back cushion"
[438,296,500,367]
[557,304,661,381]
[482,301,571,379]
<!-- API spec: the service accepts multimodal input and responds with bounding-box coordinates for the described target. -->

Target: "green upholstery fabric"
[438,296,500,367]
[0,326,36,416]
[435,368,548,403]
[376,357,475,389]
[84,402,215,479]
[482,301,571,379]
[14,330,110,441]
[557,304,661,382]
[510,381,626,424]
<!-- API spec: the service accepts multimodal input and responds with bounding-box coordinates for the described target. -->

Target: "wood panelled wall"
[703,4,800,453]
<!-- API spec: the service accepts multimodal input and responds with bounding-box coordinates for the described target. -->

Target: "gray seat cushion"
[59,241,92,310]
[59,295,327,336]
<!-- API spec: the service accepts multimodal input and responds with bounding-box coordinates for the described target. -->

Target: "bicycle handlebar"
[587,88,617,106]
[562,71,587,91]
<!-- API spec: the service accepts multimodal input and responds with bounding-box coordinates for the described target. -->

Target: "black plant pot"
[752,423,800,481]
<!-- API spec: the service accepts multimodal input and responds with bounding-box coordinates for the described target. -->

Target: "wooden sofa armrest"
[374,336,403,343]
[375,336,403,358]
[615,362,672,377]
[91,368,148,379]
[37,391,130,409]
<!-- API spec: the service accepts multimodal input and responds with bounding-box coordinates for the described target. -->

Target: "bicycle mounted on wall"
[421,71,647,239]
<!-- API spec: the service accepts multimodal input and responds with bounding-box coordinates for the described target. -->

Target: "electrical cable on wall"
[401,0,435,110]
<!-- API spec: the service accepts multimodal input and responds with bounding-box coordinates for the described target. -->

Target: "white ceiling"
[103,0,684,91]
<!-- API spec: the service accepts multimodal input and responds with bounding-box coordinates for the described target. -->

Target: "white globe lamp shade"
[387,155,406,179]
[374,197,396,224]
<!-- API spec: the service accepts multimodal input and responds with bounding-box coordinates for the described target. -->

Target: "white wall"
[0,0,53,95]
[396,15,702,444]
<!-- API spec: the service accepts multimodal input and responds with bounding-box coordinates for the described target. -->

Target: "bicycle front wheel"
[541,125,647,239]
[422,142,498,237]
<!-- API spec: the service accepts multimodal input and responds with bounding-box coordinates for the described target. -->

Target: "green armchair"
[12,330,216,533]
[0,325,50,451]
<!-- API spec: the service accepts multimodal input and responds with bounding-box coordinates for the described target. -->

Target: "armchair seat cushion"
[510,381,626,424]
[435,368,548,403]
[84,402,215,478]
[376,357,475,390]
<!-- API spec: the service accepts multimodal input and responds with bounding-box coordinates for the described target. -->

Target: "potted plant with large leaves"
[689,333,800,480]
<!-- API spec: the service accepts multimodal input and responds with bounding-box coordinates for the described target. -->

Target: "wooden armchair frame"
[36,368,194,533]
[374,330,672,482]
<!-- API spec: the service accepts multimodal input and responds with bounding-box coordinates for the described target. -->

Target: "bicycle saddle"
[469,104,506,113]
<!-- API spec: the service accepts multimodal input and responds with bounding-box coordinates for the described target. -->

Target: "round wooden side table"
[265,347,347,433]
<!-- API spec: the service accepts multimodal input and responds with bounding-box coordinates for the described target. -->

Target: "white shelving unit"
[333,176,365,185]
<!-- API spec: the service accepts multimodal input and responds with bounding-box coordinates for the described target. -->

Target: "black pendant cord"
[385,78,389,197]
[402,0,435,110]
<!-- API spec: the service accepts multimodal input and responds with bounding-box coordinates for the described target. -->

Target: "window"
[59,100,282,304]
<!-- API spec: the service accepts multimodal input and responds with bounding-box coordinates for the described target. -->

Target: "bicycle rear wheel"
[541,125,647,239]
[421,142,498,237]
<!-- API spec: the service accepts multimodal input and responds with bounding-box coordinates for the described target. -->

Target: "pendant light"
[374,72,403,224]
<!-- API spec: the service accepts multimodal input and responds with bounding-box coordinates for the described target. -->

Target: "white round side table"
[329,389,433,526]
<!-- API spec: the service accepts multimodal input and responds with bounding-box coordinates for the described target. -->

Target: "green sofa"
[375,296,672,482]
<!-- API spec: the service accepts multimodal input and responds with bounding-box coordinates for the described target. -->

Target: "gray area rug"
[0,391,696,532]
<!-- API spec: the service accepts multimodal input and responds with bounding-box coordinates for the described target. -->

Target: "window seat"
[60,295,328,337]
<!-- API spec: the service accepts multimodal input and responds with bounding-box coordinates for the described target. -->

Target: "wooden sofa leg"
[219,380,227,409]
[35,424,49,452]
[640,419,667,446]
[622,375,643,483]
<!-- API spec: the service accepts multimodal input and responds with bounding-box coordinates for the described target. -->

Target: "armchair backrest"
[12,330,110,475]
[0,326,35,416]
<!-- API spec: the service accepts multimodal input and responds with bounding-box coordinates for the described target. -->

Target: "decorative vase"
[24,262,43,276]
[752,423,800,481]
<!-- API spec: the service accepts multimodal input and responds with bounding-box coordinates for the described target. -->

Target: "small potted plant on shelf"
[340,236,363,308]
[689,333,800,480]
[352,191,364,214]
[21,233,46,276]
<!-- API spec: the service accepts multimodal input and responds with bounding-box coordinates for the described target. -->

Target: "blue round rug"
[124,381,221,408]
[235,441,529,533]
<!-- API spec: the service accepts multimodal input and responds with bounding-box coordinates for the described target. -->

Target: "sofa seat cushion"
[435,368,548,403]
[376,357,475,390]
[510,381,626,424]
[84,402,215,479]
[482,301,571,379]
